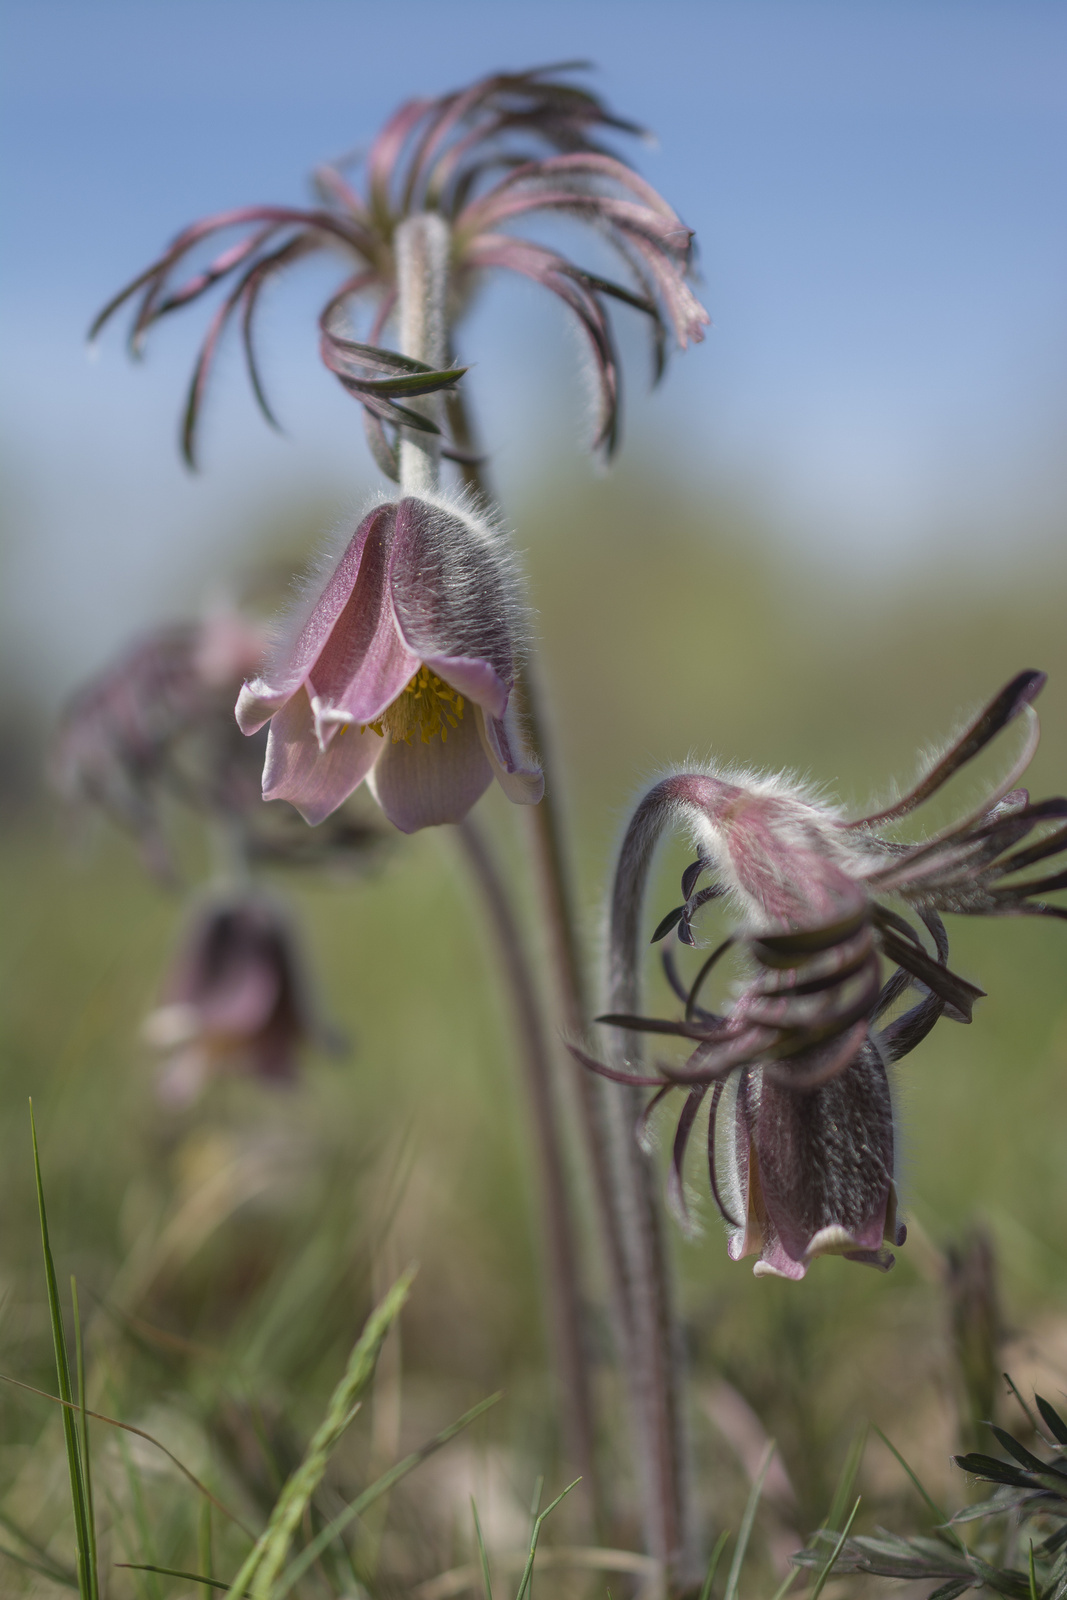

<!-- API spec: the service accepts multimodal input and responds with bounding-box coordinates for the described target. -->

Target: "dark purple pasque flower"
[236,493,542,832]
[580,671,1067,1280]
[144,889,335,1106]
[53,610,268,878]
[90,64,707,468]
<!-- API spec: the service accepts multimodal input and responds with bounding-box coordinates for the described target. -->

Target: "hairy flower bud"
[579,671,1067,1279]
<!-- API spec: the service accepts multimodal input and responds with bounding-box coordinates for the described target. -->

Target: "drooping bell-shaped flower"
[236,492,542,832]
[144,889,337,1106]
[580,671,1067,1279]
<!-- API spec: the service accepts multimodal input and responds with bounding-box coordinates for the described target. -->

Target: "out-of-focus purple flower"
[236,493,542,832]
[90,64,708,468]
[144,889,337,1106]
[579,671,1067,1280]
[53,610,268,877]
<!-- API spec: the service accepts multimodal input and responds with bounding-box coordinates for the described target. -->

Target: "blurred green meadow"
[2,467,1067,1593]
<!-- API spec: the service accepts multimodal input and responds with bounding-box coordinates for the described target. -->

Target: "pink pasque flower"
[236,493,543,832]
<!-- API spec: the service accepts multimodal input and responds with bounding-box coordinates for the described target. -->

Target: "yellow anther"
[364,666,466,746]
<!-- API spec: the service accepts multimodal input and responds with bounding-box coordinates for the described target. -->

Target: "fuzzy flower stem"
[456,817,603,1533]
[603,776,714,1576]
[395,212,450,495]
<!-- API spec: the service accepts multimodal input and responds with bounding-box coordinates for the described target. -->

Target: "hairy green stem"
[395,213,450,495]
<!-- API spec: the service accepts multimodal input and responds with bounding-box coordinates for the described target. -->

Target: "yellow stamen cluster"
[362,666,465,745]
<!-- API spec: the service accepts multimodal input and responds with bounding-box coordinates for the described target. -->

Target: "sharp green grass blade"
[513,1477,581,1600]
[30,1101,94,1600]
[825,1425,867,1533]
[71,1278,99,1600]
[1029,1541,1040,1600]
[275,1392,501,1598]
[808,1496,861,1600]
[225,1265,417,1600]
[698,1529,730,1600]
[723,1441,776,1600]
[872,1426,966,1553]
[117,1565,247,1595]
[472,1499,494,1600]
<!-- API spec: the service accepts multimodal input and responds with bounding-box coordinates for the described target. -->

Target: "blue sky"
[2,1,1065,687]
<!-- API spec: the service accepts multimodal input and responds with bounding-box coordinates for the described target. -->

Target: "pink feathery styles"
[90,64,708,470]
[581,671,1067,1281]
[144,890,336,1107]
[236,493,543,832]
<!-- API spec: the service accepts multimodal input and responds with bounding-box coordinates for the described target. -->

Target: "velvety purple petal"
[367,707,492,832]
[750,1045,894,1267]
[196,960,280,1038]
[476,705,544,805]
[306,506,421,727]
[388,497,517,691]
[236,678,293,735]
[253,503,397,715]
[262,687,382,825]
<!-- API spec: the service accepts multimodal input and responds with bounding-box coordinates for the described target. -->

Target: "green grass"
[3,470,1067,1592]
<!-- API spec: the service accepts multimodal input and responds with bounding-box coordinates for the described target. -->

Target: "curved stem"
[455,817,603,1532]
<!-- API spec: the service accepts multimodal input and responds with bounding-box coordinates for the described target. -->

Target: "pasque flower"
[236,492,543,831]
[144,889,338,1106]
[90,64,707,469]
[580,671,1067,1280]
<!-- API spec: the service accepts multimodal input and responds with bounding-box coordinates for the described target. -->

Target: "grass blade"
[30,1101,94,1600]
[275,1392,501,1598]
[825,1425,867,1533]
[808,1496,861,1600]
[872,1426,966,1553]
[723,1441,776,1600]
[71,1278,99,1600]
[698,1529,730,1600]
[472,1499,494,1600]
[225,1265,417,1600]
[768,1568,800,1600]
[514,1478,581,1600]
[118,1566,247,1595]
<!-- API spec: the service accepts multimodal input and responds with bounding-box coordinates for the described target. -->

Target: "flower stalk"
[395,212,451,494]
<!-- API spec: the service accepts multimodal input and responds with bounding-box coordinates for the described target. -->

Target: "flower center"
[363,666,465,745]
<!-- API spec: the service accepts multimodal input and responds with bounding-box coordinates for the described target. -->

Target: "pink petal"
[423,653,508,718]
[476,704,544,805]
[262,687,382,824]
[306,506,421,726]
[367,707,492,832]
[388,498,516,703]
[196,959,280,1038]
[243,504,396,729]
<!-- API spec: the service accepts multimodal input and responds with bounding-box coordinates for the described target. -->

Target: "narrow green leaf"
[809,1496,861,1600]
[873,1426,967,1553]
[226,1265,417,1600]
[698,1529,730,1600]
[275,1392,501,1598]
[1029,1542,1040,1600]
[472,1499,494,1600]
[71,1278,99,1600]
[826,1425,867,1533]
[723,1441,776,1600]
[768,1567,800,1600]
[513,1478,581,1600]
[30,1101,93,1600]
[117,1565,246,1595]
